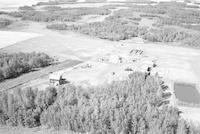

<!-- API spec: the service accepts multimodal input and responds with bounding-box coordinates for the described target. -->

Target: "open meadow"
[0,31,42,49]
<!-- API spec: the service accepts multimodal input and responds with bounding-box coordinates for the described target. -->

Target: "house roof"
[49,73,61,80]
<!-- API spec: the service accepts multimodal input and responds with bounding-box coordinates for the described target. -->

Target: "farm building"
[49,73,68,86]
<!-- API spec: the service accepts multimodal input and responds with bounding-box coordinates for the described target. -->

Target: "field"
[1,0,200,132]
[0,31,41,49]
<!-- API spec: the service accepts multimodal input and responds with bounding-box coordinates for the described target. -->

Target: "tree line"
[0,86,57,127]
[7,7,111,22]
[47,21,190,43]
[46,4,197,45]
[0,52,53,82]
[142,27,191,42]
[0,18,12,28]
[47,15,148,41]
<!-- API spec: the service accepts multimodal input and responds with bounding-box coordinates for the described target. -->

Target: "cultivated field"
[0,31,42,49]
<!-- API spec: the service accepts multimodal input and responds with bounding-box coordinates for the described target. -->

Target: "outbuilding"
[49,73,67,86]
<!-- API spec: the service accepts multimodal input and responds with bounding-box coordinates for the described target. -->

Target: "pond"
[174,83,200,104]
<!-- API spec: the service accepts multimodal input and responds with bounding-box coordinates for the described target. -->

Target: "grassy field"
[0,31,41,49]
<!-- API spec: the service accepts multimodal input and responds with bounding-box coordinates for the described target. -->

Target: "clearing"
[0,31,42,49]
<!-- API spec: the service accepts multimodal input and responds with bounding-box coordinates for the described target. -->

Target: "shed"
[49,73,67,86]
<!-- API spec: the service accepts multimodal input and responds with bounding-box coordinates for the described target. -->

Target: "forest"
[18,6,35,11]
[142,27,191,42]
[129,2,200,30]
[46,2,200,47]
[47,21,147,41]
[0,72,199,133]
[47,20,191,43]
[8,7,111,22]
[2,1,200,47]
[46,8,148,41]
[0,52,53,82]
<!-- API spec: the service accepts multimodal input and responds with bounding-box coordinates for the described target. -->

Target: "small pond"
[174,83,200,104]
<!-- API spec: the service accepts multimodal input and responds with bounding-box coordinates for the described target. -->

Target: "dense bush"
[183,24,200,31]
[85,0,106,2]
[0,11,7,15]
[155,17,181,27]
[19,6,35,11]
[183,34,200,48]
[0,87,57,127]
[42,6,62,11]
[0,52,53,82]
[44,2,200,48]
[47,9,147,41]
[128,2,200,28]
[0,72,199,133]
[20,11,68,22]
[35,1,60,6]
[47,22,191,43]
[166,8,200,25]
[105,9,142,23]
[9,7,111,22]
[142,27,191,42]
[8,12,23,18]
[59,0,78,2]
[0,18,12,28]
[129,5,167,14]
[140,14,162,18]
[47,22,147,41]
[128,2,200,47]
[40,72,200,133]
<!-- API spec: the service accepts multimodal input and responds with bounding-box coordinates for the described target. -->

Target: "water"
[174,83,200,104]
